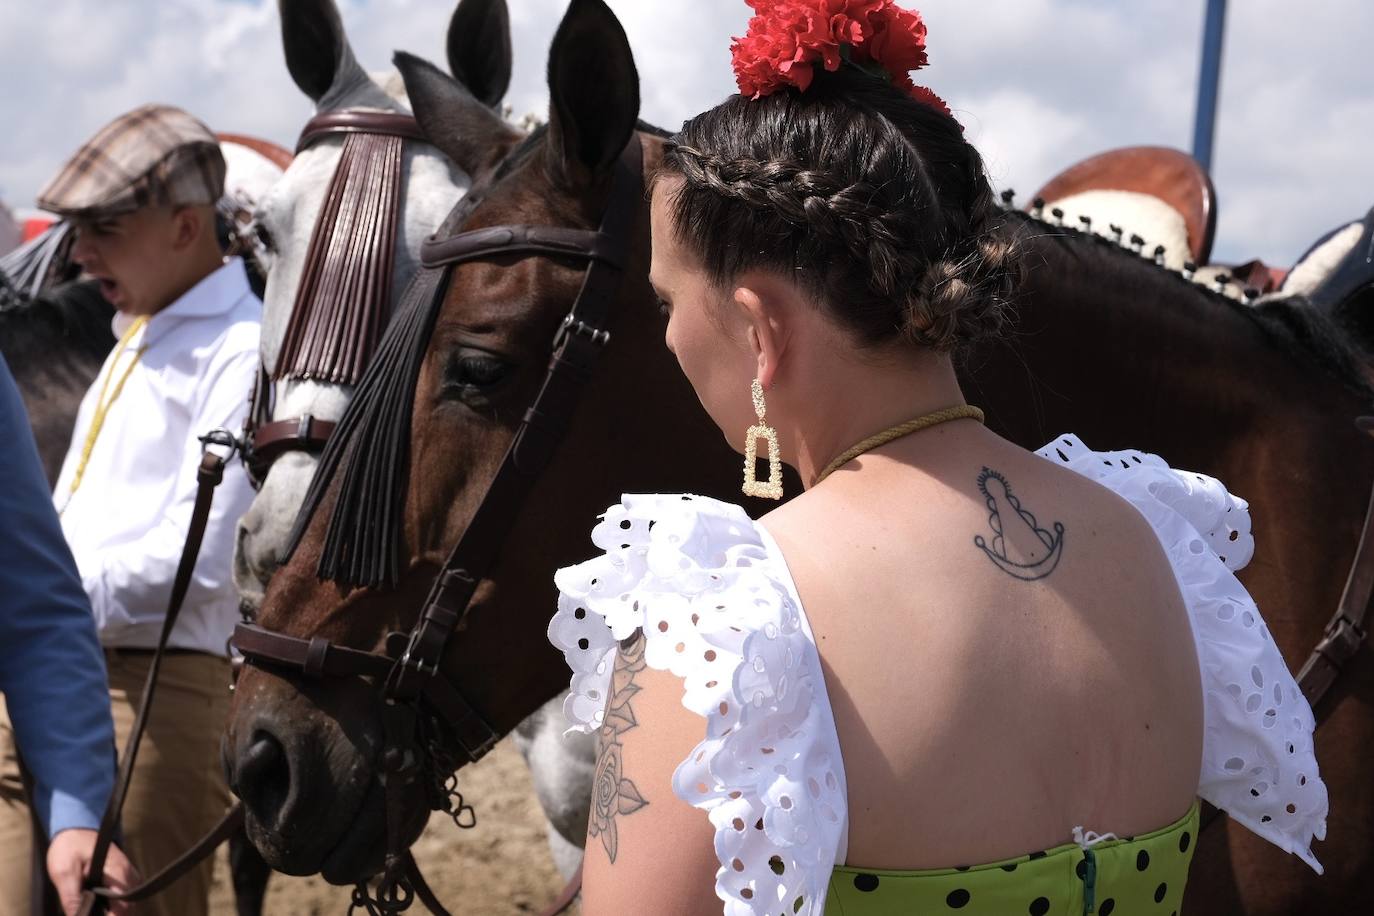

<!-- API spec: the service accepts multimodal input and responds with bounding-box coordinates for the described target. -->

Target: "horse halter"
[232,136,645,912]
[241,110,428,488]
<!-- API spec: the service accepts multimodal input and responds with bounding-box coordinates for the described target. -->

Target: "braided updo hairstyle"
[659,67,1018,352]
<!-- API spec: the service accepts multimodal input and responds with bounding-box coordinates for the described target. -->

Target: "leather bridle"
[242,110,428,488]
[231,135,644,913]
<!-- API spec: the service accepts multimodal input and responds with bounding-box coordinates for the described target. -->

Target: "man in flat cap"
[0,104,261,916]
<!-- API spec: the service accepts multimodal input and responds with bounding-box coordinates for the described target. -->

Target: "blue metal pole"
[1192,0,1228,172]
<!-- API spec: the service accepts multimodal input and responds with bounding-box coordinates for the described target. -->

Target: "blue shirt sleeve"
[0,354,115,836]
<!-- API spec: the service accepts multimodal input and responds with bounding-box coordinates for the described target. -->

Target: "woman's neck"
[774,348,969,488]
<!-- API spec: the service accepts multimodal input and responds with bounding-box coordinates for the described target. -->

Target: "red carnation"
[730,0,952,121]
[856,3,929,77]
[907,83,953,118]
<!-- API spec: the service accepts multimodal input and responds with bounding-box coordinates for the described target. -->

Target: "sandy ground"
[208,737,579,916]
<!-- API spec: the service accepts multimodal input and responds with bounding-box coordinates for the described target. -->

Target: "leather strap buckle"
[197,428,241,461]
[1317,615,1366,666]
[465,730,500,763]
[398,641,437,678]
[552,312,611,351]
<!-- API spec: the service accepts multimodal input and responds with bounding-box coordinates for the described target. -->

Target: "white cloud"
[1,0,1369,265]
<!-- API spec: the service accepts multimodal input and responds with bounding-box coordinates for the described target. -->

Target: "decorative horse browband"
[241,110,428,487]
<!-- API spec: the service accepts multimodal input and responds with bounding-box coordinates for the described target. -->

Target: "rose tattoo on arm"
[588,629,650,864]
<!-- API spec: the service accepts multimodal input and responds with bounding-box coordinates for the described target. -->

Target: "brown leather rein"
[1295,416,1374,706]
[230,136,645,915]
[242,110,428,488]
[76,433,247,916]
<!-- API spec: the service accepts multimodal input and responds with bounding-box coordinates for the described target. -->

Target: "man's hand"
[46,827,140,916]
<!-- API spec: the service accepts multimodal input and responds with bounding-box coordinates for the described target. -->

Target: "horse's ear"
[395,51,521,178]
[446,0,512,110]
[278,0,361,103]
[545,0,640,186]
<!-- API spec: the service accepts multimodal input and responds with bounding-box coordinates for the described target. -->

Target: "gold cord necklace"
[62,316,150,508]
[814,404,984,485]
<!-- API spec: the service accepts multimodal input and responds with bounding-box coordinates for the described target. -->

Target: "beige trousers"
[0,651,232,916]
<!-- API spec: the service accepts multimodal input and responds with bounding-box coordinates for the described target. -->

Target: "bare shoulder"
[756,437,1203,863]
[759,435,1189,642]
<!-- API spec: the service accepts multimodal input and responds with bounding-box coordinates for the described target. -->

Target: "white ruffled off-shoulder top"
[548,435,1328,915]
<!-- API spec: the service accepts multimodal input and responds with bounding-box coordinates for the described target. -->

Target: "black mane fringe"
[286,264,449,589]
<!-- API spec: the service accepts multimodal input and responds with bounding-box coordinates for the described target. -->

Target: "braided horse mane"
[995,206,1373,399]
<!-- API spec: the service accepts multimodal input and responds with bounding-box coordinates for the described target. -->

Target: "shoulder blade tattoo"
[588,629,650,864]
[973,467,1066,580]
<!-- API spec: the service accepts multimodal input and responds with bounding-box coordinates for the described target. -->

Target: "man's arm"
[79,337,259,642]
[0,354,114,837]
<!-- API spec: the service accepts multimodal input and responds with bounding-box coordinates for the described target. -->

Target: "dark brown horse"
[0,279,113,482]
[224,1,1374,911]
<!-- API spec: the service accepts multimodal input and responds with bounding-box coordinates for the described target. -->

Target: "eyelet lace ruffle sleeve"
[1037,435,1328,872]
[549,494,848,916]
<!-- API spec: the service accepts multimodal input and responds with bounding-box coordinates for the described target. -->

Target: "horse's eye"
[441,350,510,399]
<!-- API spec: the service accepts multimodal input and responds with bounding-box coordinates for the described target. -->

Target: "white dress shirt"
[53,258,261,656]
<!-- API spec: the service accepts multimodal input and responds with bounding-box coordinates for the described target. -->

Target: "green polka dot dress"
[826,803,1198,915]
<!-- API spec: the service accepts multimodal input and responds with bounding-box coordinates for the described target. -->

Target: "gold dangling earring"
[742,378,784,500]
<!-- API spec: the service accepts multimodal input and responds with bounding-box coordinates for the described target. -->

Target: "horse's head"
[232,0,512,612]
[224,0,741,884]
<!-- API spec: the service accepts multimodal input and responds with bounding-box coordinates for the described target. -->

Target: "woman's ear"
[732,282,787,390]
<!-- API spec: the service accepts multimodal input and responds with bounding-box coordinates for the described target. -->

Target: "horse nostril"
[237,731,291,826]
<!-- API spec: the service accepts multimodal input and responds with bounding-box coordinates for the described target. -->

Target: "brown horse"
[223,0,1374,911]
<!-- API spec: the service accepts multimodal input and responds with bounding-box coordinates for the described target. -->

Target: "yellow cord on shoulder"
[62,316,149,508]
[815,404,984,485]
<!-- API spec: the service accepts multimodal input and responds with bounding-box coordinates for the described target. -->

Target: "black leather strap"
[420,225,622,269]
[1296,416,1374,709]
[232,622,394,681]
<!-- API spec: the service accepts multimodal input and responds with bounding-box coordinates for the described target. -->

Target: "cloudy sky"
[1,0,1370,264]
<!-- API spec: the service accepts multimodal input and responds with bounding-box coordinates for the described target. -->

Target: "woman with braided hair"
[548,3,1326,914]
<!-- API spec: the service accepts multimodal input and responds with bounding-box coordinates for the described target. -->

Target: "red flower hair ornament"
[730,0,954,120]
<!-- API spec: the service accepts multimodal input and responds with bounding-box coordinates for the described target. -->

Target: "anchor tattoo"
[973,467,1066,580]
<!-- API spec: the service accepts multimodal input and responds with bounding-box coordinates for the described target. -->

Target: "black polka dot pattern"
[852,873,879,893]
[827,806,1197,915]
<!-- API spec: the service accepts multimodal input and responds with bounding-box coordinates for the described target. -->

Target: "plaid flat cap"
[37,104,226,219]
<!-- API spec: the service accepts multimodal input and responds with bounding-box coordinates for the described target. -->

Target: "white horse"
[230,0,591,883]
